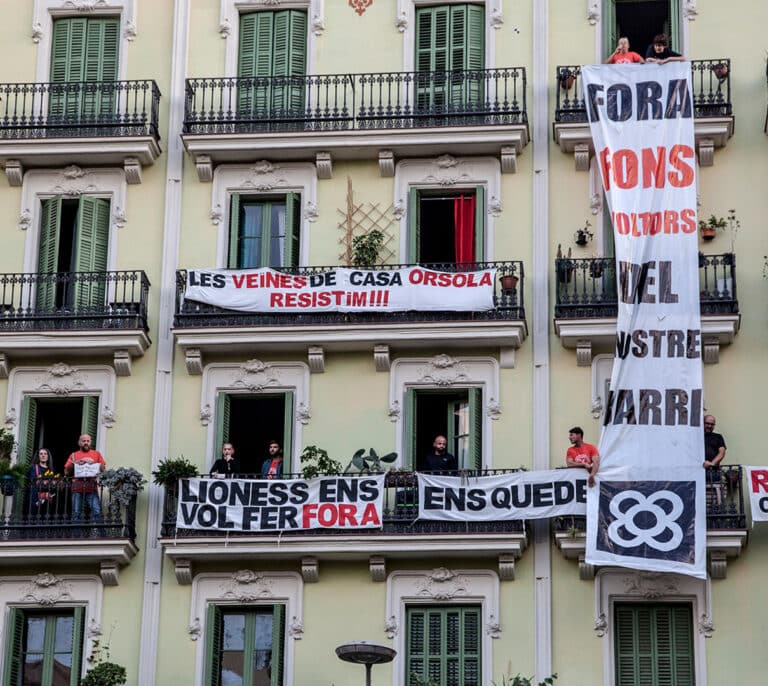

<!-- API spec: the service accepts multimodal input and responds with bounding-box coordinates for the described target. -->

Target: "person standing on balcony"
[261,440,284,479]
[703,415,726,470]
[64,434,105,521]
[424,435,458,473]
[605,37,645,65]
[29,448,59,516]
[566,427,600,487]
[644,34,685,64]
[209,442,241,478]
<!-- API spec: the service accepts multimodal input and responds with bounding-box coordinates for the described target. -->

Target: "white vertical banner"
[581,63,706,578]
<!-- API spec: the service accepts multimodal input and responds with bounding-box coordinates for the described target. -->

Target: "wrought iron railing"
[0,80,161,139]
[0,270,150,331]
[160,469,526,538]
[175,261,524,328]
[553,465,747,532]
[183,68,527,134]
[554,254,737,319]
[0,477,137,540]
[554,59,732,125]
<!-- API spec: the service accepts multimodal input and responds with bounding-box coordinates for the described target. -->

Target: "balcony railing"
[160,469,526,538]
[554,254,737,319]
[175,261,524,328]
[554,465,747,532]
[0,80,161,139]
[0,477,137,540]
[0,270,150,331]
[554,59,732,125]
[183,68,527,134]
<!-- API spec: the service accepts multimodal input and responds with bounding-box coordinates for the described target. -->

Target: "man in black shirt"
[424,435,458,473]
[210,442,241,477]
[645,33,685,64]
[703,415,726,469]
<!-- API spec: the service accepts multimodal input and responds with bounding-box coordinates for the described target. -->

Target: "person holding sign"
[64,434,105,521]
[605,37,645,65]
[209,442,241,478]
[566,427,600,487]
[261,440,284,479]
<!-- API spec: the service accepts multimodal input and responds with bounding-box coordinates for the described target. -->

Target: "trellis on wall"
[337,177,397,265]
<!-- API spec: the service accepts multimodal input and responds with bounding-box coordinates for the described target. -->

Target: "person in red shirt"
[64,433,106,520]
[605,37,645,65]
[566,426,600,487]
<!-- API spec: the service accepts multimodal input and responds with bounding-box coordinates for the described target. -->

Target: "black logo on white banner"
[596,481,695,563]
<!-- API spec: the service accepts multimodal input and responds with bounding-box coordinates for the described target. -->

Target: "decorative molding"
[296,402,311,425]
[175,559,194,586]
[19,210,32,231]
[575,339,593,367]
[574,143,591,172]
[0,354,9,380]
[579,554,595,580]
[594,611,607,637]
[232,358,280,392]
[497,554,515,581]
[586,0,599,25]
[199,404,212,427]
[499,347,515,369]
[488,196,502,217]
[708,550,727,579]
[32,22,44,43]
[378,150,395,177]
[591,354,613,422]
[395,9,407,32]
[369,555,386,582]
[699,613,714,638]
[417,354,469,386]
[500,146,517,174]
[702,337,720,365]
[315,151,333,179]
[588,158,603,216]
[4,160,23,187]
[99,561,120,586]
[4,406,16,428]
[211,163,317,267]
[189,571,303,686]
[307,346,325,374]
[195,155,213,182]
[101,406,116,429]
[123,157,142,184]
[310,11,324,36]
[387,400,400,423]
[113,350,132,377]
[486,400,501,421]
[37,363,86,395]
[349,0,373,15]
[697,138,715,167]
[301,557,319,583]
[683,0,697,20]
[373,344,391,372]
[186,349,203,375]
[489,7,503,29]
[623,573,680,599]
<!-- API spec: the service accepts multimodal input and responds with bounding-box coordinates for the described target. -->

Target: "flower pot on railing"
[557,262,575,284]
[0,475,17,496]
[712,63,729,82]
[700,226,717,241]
[559,68,575,91]
[499,274,519,295]
[589,261,604,279]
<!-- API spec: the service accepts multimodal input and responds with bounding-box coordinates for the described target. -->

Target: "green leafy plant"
[493,673,558,686]
[99,467,147,516]
[0,428,15,461]
[351,229,385,267]
[344,448,398,473]
[80,634,127,686]
[410,674,438,686]
[0,460,27,492]
[299,446,343,479]
[152,456,199,486]
[574,220,593,246]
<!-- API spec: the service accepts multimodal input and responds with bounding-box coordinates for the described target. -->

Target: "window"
[238,11,307,117]
[216,393,293,474]
[406,605,481,686]
[204,605,285,686]
[408,188,484,263]
[603,1,680,58]
[2,607,85,686]
[37,196,110,310]
[49,17,119,122]
[228,194,300,269]
[406,388,482,470]
[614,603,695,686]
[18,396,99,471]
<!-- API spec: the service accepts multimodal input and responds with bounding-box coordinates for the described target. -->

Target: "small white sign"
[74,462,100,478]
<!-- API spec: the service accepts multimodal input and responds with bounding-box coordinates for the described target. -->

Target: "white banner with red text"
[183,266,497,313]
[418,470,588,521]
[581,63,706,578]
[745,468,768,522]
[176,476,385,532]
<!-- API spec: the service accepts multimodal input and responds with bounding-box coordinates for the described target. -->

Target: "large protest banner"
[418,470,588,521]
[176,475,385,532]
[745,468,768,522]
[184,266,496,313]
[581,63,706,578]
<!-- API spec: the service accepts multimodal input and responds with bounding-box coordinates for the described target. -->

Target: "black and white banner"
[746,467,768,522]
[176,476,385,532]
[418,470,588,521]
[582,63,706,578]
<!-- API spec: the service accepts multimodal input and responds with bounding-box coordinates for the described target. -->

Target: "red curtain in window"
[454,194,476,263]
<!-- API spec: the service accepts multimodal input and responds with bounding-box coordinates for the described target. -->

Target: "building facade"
[0,0,763,684]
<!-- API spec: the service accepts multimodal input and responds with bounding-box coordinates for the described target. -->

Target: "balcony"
[182,68,529,180]
[553,465,748,579]
[0,270,151,376]
[0,478,139,585]
[174,262,527,374]
[553,60,734,170]
[160,470,528,584]
[553,254,740,364]
[0,80,162,184]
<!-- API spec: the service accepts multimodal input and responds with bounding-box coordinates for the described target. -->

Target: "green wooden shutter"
[215,393,232,456]
[271,605,285,686]
[408,188,420,263]
[204,605,223,686]
[73,196,110,311]
[405,388,417,470]
[83,19,120,120]
[473,186,484,262]
[37,196,62,310]
[228,193,241,269]
[407,607,427,684]
[18,396,38,464]
[238,12,272,114]
[669,0,681,52]
[603,0,617,59]
[468,387,482,470]
[415,6,449,111]
[284,192,300,268]
[80,396,99,445]
[2,608,24,686]
[69,607,85,686]
[282,392,294,473]
[49,18,87,120]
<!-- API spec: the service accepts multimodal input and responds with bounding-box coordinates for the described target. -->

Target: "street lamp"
[335,641,396,686]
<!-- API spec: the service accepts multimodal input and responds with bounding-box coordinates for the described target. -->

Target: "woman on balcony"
[29,448,60,518]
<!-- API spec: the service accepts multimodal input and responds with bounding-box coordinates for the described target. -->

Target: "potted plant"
[344,448,398,473]
[0,428,14,462]
[499,271,519,295]
[99,467,147,519]
[351,229,385,268]
[699,209,738,243]
[493,675,557,686]
[556,244,574,284]
[0,459,27,496]
[589,256,605,279]
[712,62,729,82]
[558,67,575,90]
[299,445,343,480]
[152,456,198,492]
[80,635,127,686]
[574,220,593,247]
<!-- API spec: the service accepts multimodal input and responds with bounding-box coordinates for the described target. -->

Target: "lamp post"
[335,641,396,686]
